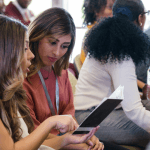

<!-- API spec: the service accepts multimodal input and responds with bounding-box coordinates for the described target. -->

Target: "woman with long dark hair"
[0,14,100,150]
[23,7,105,150]
[75,0,150,148]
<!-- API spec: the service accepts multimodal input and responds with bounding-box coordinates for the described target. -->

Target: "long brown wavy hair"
[28,7,76,77]
[0,15,34,142]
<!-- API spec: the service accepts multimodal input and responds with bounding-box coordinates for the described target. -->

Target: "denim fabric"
[75,107,150,148]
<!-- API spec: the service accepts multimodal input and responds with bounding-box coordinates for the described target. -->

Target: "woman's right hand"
[142,84,150,100]
[49,115,79,133]
[62,126,103,149]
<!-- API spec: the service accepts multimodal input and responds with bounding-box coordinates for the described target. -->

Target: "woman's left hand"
[86,135,104,150]
[63,126,100,146]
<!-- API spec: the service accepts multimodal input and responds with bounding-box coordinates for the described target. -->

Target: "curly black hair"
[84,0,150,66]
[82,0,107,25]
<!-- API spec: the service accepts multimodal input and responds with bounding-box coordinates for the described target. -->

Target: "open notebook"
[73,85,124,134]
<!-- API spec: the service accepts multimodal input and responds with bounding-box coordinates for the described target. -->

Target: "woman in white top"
[74,0,150,148]
[0,15,100,150]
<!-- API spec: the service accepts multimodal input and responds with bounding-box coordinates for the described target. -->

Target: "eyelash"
[51,41,56,45]
[49,41,69,49]
[62,45,69,49]
[25,48,28,51]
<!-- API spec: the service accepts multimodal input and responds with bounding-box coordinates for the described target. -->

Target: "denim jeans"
[75,106,150,148]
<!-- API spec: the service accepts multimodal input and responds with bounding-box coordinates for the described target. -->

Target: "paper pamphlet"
[73,85,124,134]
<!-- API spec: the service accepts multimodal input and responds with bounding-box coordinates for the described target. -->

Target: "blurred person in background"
[0,0,5,14]
[136,11,150,94]
[5,0,34,25]
[80,0,115,64]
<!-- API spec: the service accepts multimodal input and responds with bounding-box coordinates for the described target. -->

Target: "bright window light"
[142,0,150,31]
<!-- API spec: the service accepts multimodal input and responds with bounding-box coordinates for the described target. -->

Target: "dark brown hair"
[0,15,34,142]
[113,0,144,22]
[28,7,76,77]
[82,0,114,25]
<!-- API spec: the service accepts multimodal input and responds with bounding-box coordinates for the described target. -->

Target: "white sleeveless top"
[17,111,55,150]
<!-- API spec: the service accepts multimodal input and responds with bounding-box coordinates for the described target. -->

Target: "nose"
[28,49,35,61]
[109,0,114,6]
[52,46,60,57]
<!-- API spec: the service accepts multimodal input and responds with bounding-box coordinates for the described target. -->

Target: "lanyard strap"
[38,70,59,115]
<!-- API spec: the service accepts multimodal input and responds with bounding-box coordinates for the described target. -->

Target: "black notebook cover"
[73,98,122,134]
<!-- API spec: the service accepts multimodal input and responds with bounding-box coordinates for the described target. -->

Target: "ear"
[138,14,145,30]
[138,14,143,26]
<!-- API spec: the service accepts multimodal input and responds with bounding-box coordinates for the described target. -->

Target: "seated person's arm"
[110,59,150,131]
[0,119,15,150]
[0,117,68,150]
[137,79,145,90]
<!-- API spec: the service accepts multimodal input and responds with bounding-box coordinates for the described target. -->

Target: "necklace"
[42,66,52,80]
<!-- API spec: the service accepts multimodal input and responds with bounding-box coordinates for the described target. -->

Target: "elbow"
[123,106,150,132]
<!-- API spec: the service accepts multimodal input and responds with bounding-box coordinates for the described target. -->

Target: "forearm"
[46,133,57,139]
[15,118,55,150]
[42,135,68,150]
[43,132,89,150]
[137,79,145,89]
[60,143,88,150]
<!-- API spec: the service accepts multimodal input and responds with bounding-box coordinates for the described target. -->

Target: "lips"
[26,68,30,73]
[48,57,57,62]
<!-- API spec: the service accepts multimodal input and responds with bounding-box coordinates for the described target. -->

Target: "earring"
[140,23,142,26]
